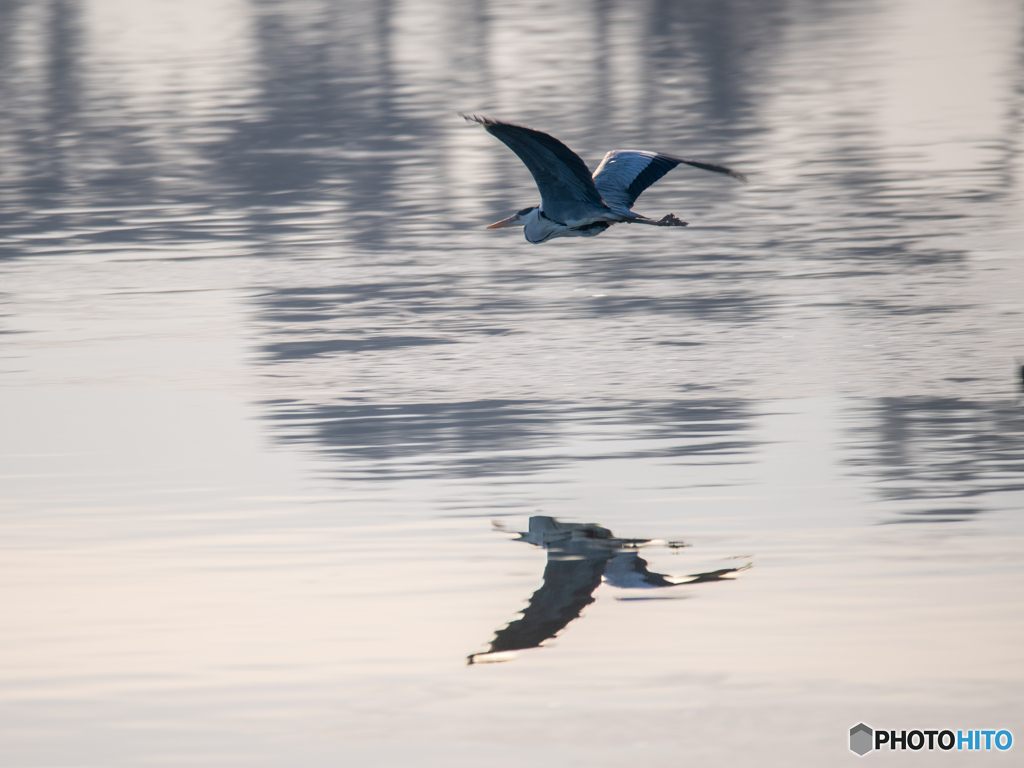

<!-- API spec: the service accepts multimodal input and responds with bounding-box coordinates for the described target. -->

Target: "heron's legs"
[626,214,688,227]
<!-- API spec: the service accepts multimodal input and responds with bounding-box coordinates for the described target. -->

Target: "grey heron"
[463,114,747,244]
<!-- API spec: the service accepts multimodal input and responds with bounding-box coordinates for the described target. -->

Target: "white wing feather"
[592,150,659,214]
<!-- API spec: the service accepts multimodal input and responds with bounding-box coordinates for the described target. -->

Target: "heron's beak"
[486,214,520,229]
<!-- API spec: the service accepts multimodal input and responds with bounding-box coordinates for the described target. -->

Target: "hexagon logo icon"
[850,723,873,756]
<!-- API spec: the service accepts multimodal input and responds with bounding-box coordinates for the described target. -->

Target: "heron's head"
[487,206,537,229]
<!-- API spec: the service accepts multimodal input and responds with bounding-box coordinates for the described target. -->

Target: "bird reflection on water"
[468,516,751,664]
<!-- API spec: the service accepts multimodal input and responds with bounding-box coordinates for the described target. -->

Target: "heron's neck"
[522,208,563,244]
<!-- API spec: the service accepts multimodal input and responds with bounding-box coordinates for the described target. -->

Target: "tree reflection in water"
[468,516,751,664]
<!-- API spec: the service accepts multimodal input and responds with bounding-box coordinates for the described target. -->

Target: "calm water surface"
[2,0,1024,765]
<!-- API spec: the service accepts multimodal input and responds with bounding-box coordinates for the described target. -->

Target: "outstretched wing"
[602,550,677,588]
[593,150,747,212]
[480,551,609,655]
[462,114,609,223]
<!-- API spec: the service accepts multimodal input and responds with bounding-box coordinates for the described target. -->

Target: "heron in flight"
[463,114,747,244]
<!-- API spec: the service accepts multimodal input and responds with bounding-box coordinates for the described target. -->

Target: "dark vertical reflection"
[638,0,788,143]
[590,0,612,129]
[208,0,432,247]
[41,0,80,197]
[0,0,163,251]
[0,1,24,66]
[0,1,27,222]
[0,0,85,211]
[448,0,493,111]
[846,398,1024,523]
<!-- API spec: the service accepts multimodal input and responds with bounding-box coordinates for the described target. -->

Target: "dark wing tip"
[460,113,501,126]
[659,153,749,183]
[460,113,539,132]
